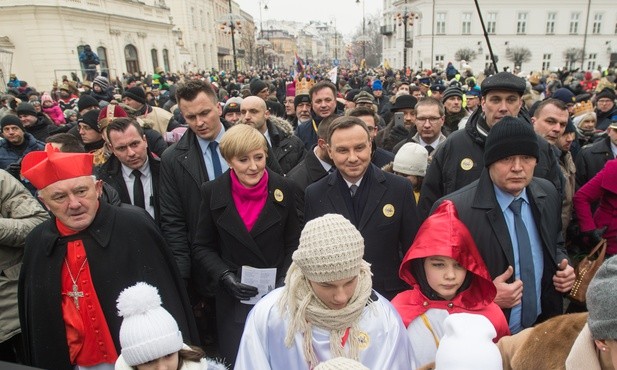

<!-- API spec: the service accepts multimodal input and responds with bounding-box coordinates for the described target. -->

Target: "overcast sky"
[235,0,383,39]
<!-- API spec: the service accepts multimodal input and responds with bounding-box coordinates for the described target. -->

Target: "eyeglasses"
[416,117,443,124]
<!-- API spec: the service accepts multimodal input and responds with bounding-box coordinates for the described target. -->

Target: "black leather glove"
[220,272,258,300]
[583,226,607,246]
[5,161,21,180]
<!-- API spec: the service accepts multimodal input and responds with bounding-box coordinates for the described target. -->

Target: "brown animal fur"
[500,312,588,370]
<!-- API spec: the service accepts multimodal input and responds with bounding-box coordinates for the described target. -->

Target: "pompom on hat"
[293,214,365,283]
[435,313,503,370]
[21,143,93,190]
[116,282,183,366]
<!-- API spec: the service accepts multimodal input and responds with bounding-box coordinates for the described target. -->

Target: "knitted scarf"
[279,261,373,368]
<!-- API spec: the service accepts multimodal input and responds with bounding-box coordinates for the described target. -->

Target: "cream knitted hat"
[314,357,369,370]
[293,214,365,282]
[116,282,183,366]
[393,142,429,176]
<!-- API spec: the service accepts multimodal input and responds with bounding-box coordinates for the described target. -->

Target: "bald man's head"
[240,96,269,133]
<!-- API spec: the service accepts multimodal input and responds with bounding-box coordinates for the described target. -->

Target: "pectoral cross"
[67,284,84,309]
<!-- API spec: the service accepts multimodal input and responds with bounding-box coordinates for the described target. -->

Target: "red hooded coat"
[391,200,510,340]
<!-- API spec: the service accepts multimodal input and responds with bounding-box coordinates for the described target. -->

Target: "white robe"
[235,288,416,370]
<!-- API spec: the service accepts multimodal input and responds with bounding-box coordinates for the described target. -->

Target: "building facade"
[0,0,180,89]
[382,0,617,73]
[0,0,256,89]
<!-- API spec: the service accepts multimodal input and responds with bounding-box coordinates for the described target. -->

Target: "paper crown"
[572,100,594,117]
[21,144,94,190]
[295,77,315,96]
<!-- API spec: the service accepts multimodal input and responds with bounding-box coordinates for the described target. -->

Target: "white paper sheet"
[240,266,277,305]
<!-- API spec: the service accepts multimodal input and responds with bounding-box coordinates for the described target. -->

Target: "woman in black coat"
[191,124,301,367]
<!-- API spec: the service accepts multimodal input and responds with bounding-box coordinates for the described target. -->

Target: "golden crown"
[572,100,594,117]
[295,77,315,96]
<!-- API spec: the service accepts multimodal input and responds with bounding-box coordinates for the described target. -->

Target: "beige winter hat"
[293,214,365,283]
[314,357,369,370]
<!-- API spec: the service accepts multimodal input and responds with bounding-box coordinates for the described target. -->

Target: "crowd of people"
[0,59,617,370]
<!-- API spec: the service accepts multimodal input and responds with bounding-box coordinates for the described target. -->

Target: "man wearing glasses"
[392,97,447,157]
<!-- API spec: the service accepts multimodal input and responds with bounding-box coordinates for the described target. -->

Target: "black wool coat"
[435,170,568,323]
[18,202,199,370]
[304,164,420,300]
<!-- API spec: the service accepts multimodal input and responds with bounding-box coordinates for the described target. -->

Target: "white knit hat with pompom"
[116,282,183,366]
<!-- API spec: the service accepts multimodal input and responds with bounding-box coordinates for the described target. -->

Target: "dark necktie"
[425,145,434,155]
[208,141,223,178]
[132,170,145,208]
[350,184,358,197]
[509,198,537,328]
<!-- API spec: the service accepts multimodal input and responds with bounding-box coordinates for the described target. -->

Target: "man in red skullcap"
[17,144,199,370]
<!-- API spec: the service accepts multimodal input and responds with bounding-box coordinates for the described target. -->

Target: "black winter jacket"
[418,108,563,220]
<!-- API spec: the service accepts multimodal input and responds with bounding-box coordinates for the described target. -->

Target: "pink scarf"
[230,169,269,232]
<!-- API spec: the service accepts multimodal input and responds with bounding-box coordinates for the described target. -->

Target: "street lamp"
[256,38,271,69]
[393,3,418,71]
[356,0,366,61]
[217,0,243,76]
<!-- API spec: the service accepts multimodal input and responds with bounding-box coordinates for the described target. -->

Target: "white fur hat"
[393,142,428,176]
[435,313,503,370]
[116,282,183,366]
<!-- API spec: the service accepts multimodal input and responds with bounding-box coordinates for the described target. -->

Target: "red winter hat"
[286,81,296,97]
[22,144,93,190]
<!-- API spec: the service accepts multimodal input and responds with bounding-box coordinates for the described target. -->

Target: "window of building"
[436,12,446,35]
[517,12,527,34]
[151,49,159,72]
[191,7,196,28]
[592,13,602,34]
[546,12,556,34]
[435,54,444,67]
[588,53,597,70]
[487,12,496,34]
[124,44,140,75]
[570,12,580,34]
[201,10,205,29]
[462,12,471,34]
[97,46,108,72]
[542,53,551,70]
[485,54,493,70]
[163,49,170,72]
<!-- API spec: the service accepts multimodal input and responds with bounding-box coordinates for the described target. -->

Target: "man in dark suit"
[435,117,575,334]
[97,117,161,223]
[304,116,420,300]
[160,80,282,288]
[286,115,336,191]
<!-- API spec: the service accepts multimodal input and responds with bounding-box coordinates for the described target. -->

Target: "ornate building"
[0,0,255,88]
[382,0,617,72]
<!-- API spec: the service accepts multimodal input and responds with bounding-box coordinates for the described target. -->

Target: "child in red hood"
[391,200,509,368]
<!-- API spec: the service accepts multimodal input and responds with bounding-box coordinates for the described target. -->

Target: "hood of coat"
[399,200,496,308]
[268,115,295,136]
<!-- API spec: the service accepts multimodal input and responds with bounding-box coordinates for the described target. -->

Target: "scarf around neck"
[230,169,269,232]
[279,261,374,368]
